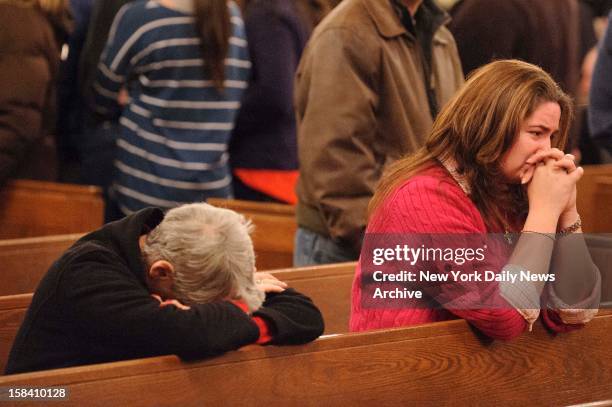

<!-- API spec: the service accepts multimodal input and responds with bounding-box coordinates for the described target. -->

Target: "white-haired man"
[6,203,324,374]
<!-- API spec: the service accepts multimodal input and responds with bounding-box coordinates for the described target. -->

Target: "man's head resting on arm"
[140,203,265,312]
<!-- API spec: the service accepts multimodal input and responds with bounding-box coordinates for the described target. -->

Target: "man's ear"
[147,260,175,282]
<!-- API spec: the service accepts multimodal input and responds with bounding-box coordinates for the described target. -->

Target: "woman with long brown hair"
[93,0,250,218]
[350,60,600,340]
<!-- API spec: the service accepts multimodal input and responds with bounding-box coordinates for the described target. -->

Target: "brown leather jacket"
[295,0,464,251]
[0,2,70,186]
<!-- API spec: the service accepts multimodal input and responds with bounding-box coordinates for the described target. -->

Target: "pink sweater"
[349,164,578,340]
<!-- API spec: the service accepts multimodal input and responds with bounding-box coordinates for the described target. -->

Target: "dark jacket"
[449,0,581,96]
[588,10,612,152]
[295,0,464,251]
[78,0,131,110]
[6,207,324,374]
[229,0,310,171]
[0,3,70,186]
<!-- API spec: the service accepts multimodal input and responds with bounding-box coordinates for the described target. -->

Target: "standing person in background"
[449,0,581,99]
[448,0,584,153]
[293,0,464,266]
[0,0,72,187]
[93,0,250,218]
[589,11,612,163]
[55,0,95,183]
[77,0,132,198]
[229,0,332,204]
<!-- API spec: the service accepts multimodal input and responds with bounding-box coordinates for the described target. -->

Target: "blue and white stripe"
[93,0,250,213]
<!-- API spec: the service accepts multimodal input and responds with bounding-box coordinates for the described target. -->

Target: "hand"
[521,148,575,184]
[151,294,191,310]
[522,149,581,217]
[527,157,583,221]
[118,88,129,106]
[254,272,287,294]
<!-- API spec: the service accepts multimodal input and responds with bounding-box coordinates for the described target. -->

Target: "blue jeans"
[293,227,358,266]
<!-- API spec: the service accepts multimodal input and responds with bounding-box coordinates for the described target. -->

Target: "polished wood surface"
[0,180,104,239]
[0,294,32,373]
[0,234,82,296]
[206,198,295,216]
[577,164,612,232]
[593,176,612,233]
[1,311,610,406]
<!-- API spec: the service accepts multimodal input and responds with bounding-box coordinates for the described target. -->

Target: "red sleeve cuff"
[542,309,584,333]
[229,300,272,344]
[252,316,273,344]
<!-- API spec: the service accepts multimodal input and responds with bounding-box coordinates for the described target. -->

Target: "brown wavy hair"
[194,0,231,89]
[369,59,573,231]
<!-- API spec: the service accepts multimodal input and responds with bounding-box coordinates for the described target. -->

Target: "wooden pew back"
[0,294,31,374]
[0,234,82,296]
[586,234,612,306]
[593,176,612,233]
[0,227,303,299]
[0,198,297,298]
[577,164,612,232]
[0,180,104,239]
[1,312,611,406]
[207,198,296,269]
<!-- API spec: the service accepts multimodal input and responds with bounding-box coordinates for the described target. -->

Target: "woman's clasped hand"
[522,148,583,230]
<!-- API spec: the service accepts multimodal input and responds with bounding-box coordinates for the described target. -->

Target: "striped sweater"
[93,0,250,214]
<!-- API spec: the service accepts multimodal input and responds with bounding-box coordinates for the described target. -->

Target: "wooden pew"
[1,311,611,406]
[0,294,31,374]
[0,198,297,297]
[207,198,296,269]
[0,180,104,239]
[586,234,612,306]
[206,198,295,217]
[593,176,612,233]
[0,263,356,374]
[0,228,304,298]
[0,234,82,296]
[577,164,612,232]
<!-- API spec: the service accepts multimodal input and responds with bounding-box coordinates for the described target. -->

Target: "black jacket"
[5,208,324,374]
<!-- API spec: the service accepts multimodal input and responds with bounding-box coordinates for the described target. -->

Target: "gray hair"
[142,203,264,312]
